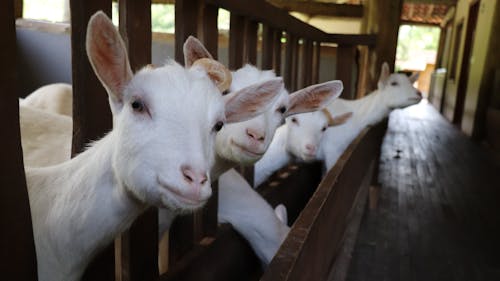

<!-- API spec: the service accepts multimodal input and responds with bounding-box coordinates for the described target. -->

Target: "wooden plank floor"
[346,101,500,281]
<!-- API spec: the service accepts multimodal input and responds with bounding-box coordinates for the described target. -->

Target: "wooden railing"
[1,0,380,280]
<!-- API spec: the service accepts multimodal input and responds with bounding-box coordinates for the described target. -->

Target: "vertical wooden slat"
[285,33,297,91]
[273,30,282,75]
[116,1,157,281]
[170,0,206,267]
[70,0,113,156]
[0,1,38,280]
[291,38,300,91]
[301,39,313,87]
[261,25,274,70]
[312,41,321,84]
[199,1,220,241]
[229,13,245,69]
[119,0,151,70]
[70,1,114,280]
[175,0,200,65]
[336,44,356,99]
[244,20,258,65]
[200,4,219,60]
[14,0,23,18]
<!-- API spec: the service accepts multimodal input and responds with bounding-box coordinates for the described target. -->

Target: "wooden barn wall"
[442,0,498,135]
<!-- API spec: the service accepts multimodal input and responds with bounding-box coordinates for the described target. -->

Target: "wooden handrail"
[206,0,329,41]
[261,120,388,281]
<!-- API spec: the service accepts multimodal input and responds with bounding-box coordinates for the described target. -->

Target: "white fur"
[20,104,72,167]
[254,110,330,187]
[218,169,290,266]
[21,83,73,117]
[320,66,422,170]
[255,63,422,186]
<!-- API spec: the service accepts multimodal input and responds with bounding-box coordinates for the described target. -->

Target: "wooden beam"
[268,1,363,18]
[261,25,275,70]
[0,1,38,280]
[301,39,313,87]
[273,30,283,75]
[116,1,158,280]
[325,33,377,46]
[244,20,258,65]
[228,13,245,69]
[175,0,200,65]
[312,41,321,84]
[206,0,329,42]
[70,0,113,156]
[199,3,219,59]
[71,2,115,280]
[336,44,356,99]
[284,33,297,90]
[405,0,456,4]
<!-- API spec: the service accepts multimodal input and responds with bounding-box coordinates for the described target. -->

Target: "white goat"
[20,105,72,167]
[20,83,73,117]
[254,107,352,187]
[320,63,421,170]
[218,169,289,266]
[255,62,421,185]
[255,63,421,186]
[25,12,279,281]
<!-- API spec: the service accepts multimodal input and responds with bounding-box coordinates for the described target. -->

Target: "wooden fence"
[0,0,380,280]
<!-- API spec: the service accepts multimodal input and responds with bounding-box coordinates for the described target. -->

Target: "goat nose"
[181,165,208,186]
[305,144,316,153]
[246,128,265,142]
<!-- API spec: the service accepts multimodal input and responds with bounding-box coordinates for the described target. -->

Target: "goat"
[320,62,421,170]
[25,12,279,281]
[20,83,73,117]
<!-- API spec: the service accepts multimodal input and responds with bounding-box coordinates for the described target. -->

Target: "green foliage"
[396,24,440,69]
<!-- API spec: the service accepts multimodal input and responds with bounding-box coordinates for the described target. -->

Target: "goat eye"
[213,121,224,132]
[277,106,287,114]
[291,117,298,124]
[390,81,398,86]
[131,100,144,112]
[322,126,327,132]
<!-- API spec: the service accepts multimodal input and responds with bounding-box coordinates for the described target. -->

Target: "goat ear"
[86,11,132,107]
[377,62,390,89]
[285,80,343,117]
[326,111,353,127]
[183,36,213,68]
[409,71,420,83]
[192,58,232,92]
[223,78,283,123]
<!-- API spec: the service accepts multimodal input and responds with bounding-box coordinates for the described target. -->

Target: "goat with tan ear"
[25,12,281,281]
[319,62,422,170]
[180,36,345,266]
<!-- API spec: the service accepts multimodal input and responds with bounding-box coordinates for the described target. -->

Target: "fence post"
[69,0,114,280]
[0,1,38,280]
[244,20,258,65]
[229,13,245,69]
[115,1,158,280]
[336,44,356,99]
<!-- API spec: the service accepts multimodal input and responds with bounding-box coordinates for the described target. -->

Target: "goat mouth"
[230,139,264,157]
[156,177,206,206]
[301,153,316,161]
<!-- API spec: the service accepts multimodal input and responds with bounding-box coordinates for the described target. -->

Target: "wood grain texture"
[347,102,500,281]
[0,1,38,280]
